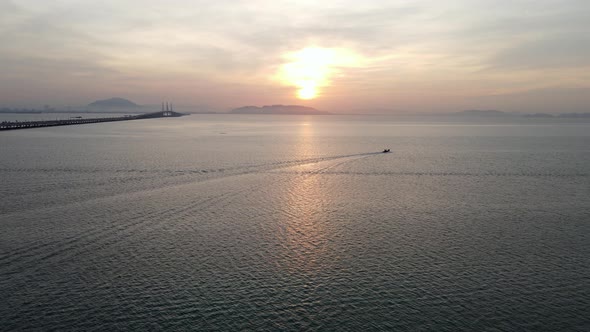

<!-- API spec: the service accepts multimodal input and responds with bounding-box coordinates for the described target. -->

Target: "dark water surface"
[1,115,589,331]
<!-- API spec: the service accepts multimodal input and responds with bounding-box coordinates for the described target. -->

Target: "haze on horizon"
[0,0,589,113]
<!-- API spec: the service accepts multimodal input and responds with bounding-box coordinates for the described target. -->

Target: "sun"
[278,47,361,100]
[297,82,317,100]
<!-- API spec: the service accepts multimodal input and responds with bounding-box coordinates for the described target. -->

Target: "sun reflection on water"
[273,121,334,275]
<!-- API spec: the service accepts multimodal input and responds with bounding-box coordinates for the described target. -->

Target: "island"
[452,110,590,118]
[88,97,140,109]
[452,110,507,117]
[230,105,331,115]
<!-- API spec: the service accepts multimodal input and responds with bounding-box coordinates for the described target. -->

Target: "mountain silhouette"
[230,105,330,115]
[88,97,139,108]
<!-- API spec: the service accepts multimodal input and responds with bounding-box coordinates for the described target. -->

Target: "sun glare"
[297,82,317,100]
[278,47,361,100]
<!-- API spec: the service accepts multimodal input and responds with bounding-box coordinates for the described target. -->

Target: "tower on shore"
[161,101,174,116]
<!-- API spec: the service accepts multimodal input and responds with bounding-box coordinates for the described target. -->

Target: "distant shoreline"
[1,109,589,118]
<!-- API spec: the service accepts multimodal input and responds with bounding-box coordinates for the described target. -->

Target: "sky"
[0,0,589,113]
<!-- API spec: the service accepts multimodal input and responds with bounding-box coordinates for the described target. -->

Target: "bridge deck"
[0,111,185,131]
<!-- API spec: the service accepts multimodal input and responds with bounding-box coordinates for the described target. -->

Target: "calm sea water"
[1,114,589,331]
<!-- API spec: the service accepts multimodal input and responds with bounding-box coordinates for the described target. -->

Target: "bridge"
[0,110,186,131]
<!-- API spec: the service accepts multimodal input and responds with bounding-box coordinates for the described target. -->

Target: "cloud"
[488,36,590,70]
[0,0,589,111]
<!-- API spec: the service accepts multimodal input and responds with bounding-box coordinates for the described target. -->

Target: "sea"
[1,113,589,331]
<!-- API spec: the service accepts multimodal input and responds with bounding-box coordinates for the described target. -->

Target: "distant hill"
[524,113,555,118]
[230,105,330,115]
[88,97,140,108]
[453,110,590,118]
[454,110,507,117]
[558,112,590,118]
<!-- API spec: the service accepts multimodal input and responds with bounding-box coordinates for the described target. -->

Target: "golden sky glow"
[1,1,589,113]
[278,47,363,100]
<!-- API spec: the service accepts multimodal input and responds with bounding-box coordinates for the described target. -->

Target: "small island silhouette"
[453,110,506,117]
[452,109,590,118]
[230,105,330,115]
[88,97,140,108]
